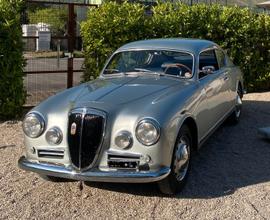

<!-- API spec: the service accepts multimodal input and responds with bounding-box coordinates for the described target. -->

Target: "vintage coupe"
[19,39,244,194]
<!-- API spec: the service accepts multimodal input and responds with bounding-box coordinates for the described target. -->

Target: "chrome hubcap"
[235,92,242,118]
[174,140,190,181]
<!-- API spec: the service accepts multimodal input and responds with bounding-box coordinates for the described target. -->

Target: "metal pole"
[57,39,60,68]
[67,3,75,89]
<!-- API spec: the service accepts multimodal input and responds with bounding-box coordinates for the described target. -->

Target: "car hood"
[34,75,194,116]
[73,76,180,106]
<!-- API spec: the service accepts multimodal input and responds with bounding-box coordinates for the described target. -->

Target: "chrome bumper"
[18,156,170,183]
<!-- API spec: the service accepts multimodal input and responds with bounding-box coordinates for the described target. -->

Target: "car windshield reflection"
[103,50,194,79]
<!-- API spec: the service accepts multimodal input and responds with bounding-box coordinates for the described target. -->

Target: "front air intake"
[107,154,140,170]
[37,149,64,159]
[68,108,106,170]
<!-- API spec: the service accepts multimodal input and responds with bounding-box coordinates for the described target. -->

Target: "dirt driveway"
[0,92,269,219]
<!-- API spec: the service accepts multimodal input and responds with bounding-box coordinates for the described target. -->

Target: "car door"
[196,49,227,140]
[215,49,234,113]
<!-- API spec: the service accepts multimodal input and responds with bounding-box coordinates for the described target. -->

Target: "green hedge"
[81,2,270,91]
[81,2,149,80]
[0,0,25,120]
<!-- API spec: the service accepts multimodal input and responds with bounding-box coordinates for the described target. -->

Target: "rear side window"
[199,49,219,71]
[215,49,226,69]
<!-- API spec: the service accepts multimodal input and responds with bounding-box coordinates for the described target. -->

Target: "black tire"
[229,85,243,124]
[158,125,193,195]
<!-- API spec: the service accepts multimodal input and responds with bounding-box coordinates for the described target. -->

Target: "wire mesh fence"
[24,71,83,105]
[22,1,93,106]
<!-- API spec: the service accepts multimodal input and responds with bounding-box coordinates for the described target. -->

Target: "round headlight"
[136,118,160,146]
[22,112,45,138]
[115,131,133,149]
[46,127,63,145]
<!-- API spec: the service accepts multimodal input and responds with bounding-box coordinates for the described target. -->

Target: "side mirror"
[201,66,215,74]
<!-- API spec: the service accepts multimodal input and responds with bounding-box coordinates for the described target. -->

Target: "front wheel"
[158,125,192,195]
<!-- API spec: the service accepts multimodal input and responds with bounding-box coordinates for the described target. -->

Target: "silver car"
[19,39,244,194]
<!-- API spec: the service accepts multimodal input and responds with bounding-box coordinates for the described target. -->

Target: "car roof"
[117,38,218,55]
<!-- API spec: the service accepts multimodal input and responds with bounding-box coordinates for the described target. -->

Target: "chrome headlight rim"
[46,126,63,145]
[135,118,161,146]
[22,112,45,138]
[115,130,133,149]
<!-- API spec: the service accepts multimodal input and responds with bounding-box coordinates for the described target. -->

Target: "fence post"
[67,3,75,88]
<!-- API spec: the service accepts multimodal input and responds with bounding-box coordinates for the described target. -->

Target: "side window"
[215,49,226,69]
[199,49,219,78]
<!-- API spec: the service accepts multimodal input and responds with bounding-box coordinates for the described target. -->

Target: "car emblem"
[70,122,77,135]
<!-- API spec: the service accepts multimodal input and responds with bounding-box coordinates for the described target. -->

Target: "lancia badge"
[70,122,77,135]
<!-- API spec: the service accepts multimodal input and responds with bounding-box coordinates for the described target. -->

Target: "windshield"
[103,50,194,79]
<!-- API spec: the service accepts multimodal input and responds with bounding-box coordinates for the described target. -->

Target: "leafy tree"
[29,7,68,36]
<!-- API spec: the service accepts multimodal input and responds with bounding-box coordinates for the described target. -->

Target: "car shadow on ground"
[84,100,270,198]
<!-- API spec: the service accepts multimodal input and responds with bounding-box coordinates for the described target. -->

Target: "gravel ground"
[0,92,269,220]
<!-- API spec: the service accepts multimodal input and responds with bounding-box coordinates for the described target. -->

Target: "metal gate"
[22,0,98,106]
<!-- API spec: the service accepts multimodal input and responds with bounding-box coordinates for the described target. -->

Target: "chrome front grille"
[68,108,106,170]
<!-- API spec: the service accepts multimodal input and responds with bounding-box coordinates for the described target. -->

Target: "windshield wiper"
[128,68,187,78]
[127,68,164,77]
[132,68,152,72]
[104,68,166,77]
[104,68,120,74]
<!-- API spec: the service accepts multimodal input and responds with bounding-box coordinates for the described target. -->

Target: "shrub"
[81,2,270,91]
[81,2,149,80]
[0,0,26,120]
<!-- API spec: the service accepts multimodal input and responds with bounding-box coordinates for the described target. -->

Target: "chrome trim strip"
[106,150,142,158]
[38,151,64,156]
[78,108,86,171]
[18,156,170,183]
[108,158,140,162]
